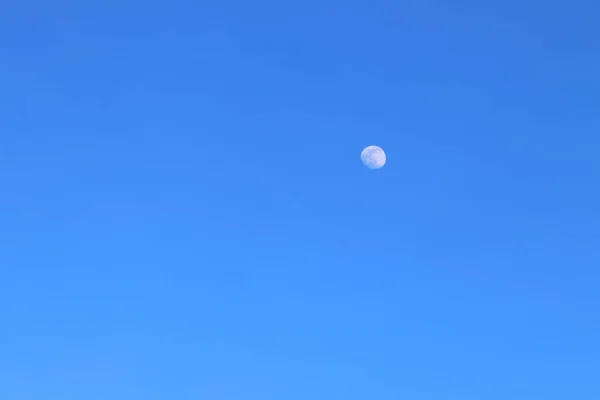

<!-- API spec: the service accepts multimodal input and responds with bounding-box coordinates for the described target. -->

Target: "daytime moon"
[361,146,386,169]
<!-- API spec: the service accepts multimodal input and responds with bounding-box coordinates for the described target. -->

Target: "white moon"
[361,145,386,169]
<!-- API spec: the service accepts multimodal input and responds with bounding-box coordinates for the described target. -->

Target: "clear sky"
[1,1,598,398]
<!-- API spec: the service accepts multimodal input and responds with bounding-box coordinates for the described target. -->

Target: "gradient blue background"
[1,1,598,398]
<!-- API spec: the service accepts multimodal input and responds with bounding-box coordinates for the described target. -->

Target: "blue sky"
[1,0,598,398]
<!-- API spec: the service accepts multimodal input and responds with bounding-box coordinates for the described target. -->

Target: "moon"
[361,145,386,169]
